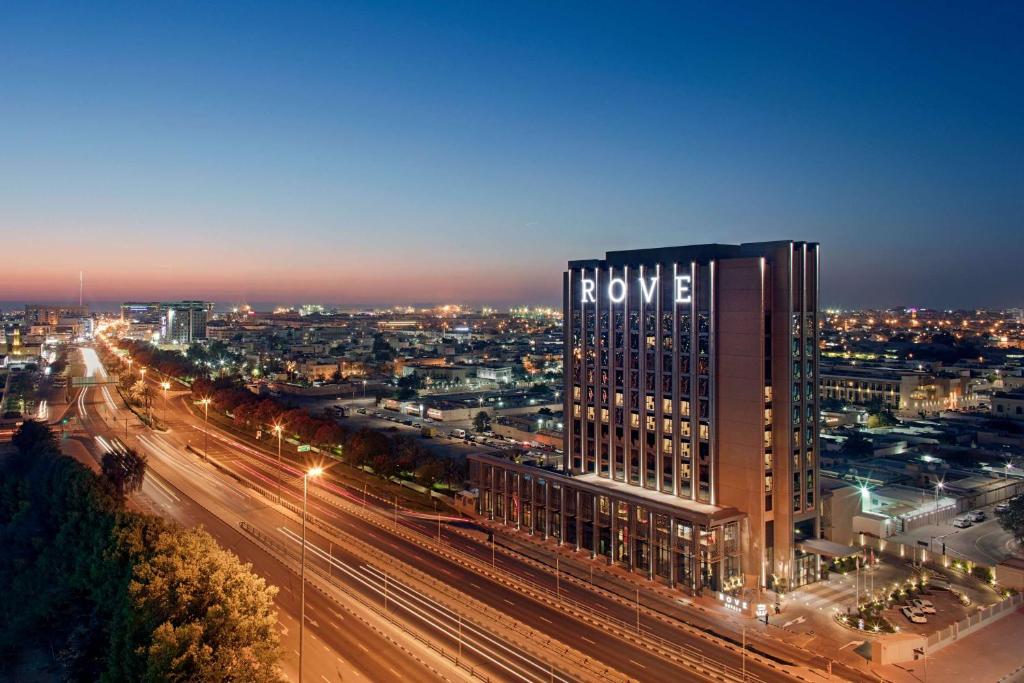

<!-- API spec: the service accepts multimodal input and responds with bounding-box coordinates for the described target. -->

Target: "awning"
[796,538,862,558]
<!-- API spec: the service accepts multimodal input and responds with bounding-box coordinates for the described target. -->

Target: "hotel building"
[470,241,822,595]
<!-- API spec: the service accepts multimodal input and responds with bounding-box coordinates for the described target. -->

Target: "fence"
[925,592,1023,653]
[855,531,986,573]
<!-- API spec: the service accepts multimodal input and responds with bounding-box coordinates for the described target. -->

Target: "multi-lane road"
[67,342,865,682]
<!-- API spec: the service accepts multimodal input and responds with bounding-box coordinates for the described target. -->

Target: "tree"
[124,527,280,682]
[101,447,148,498]
[12,419,58,454]
[866,410,899,429]
[841,431,873,457]
[473,410,491,433]
[997,497,1024,545]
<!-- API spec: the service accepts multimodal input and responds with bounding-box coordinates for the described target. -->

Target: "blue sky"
[1,2,1021,308]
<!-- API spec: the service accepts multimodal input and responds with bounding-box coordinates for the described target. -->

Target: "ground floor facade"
[469,454,750,595]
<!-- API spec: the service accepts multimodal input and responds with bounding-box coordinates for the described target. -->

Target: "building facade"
[160,301,214,343]
[820,363,980,416]
[470,241,822,595]
[24,304,88,327]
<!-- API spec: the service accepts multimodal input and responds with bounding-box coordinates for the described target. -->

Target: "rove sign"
[580,273,691,305]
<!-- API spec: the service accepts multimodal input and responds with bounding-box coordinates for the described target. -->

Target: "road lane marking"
[629,659,646,669]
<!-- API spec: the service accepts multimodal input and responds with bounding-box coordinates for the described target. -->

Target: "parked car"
[952,517,972,528]
[968,510,986,523]
[911,598,936,614]
[356,408,367,414]
[951,588,972,606]
[930,579,951,591]
[902,606,927,624]
[995,502,1010,513]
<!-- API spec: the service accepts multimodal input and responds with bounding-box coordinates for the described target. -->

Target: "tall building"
[470,241,821,596]
[159,301,214,343]
[121,301,163,324]
[24,304,88,327]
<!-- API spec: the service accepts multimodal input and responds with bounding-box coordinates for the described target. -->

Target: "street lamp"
[198,397,211,460]
[272,422,285,500]
[299,466,324,683]
[160,381,170,422]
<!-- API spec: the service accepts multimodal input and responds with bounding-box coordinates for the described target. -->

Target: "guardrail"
[302,483,765,683]
[198,450,613,681]
[190,438,763,683]
[239,520,497,682]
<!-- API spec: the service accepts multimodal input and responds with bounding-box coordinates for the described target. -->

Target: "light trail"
[278,527,570,683]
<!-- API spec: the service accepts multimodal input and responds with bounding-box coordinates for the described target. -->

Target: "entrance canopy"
[796,538,862,559]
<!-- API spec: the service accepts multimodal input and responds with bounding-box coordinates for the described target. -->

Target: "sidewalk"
[482,521,883,682]
[877,607,1024,683]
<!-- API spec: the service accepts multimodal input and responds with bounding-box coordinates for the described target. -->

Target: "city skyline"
[3,2,1022,309]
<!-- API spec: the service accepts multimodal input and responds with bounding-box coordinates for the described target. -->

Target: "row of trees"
[190,377,466,488]
[191,377,346,449]
[117,339,203,380]
[0,422,281,680]
[118,341,468,489]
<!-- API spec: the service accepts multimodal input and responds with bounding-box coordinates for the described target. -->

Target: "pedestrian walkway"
[788,575,858,612]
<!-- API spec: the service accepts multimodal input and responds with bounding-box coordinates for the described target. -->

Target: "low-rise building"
[993,391,1024,420]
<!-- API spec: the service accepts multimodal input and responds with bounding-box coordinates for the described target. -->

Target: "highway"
[63,349,461,683]
[68,346,634,683]
[97,343,836,683]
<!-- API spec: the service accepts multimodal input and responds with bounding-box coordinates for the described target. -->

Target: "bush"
[0,423,280,680]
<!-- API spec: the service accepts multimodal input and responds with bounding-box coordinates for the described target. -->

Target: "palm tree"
[137,383,157,421]
[101,447,148,498]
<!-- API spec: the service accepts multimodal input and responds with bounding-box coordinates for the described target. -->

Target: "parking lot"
[887,501,1018,566]
[291,395,553,462]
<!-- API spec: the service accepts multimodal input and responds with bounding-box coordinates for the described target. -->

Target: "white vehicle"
[902,606,928,624]
[451,428,467,439]
[968,510,986,523]
[952,517,972,529]
[995,502,1010,513]
[911,598,936,614]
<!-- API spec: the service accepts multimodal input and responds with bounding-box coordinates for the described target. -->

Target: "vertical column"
[610,500,618,565]
[543,482,551,540]
[672,262,681,497]
[648,510,656,580]
[668,518,677,588]
[558,486,566,546]
[574,489,582,552]
[627,503,636,572]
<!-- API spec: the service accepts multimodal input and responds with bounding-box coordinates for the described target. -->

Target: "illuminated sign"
[717,593,749,612]
[580,273,691,305]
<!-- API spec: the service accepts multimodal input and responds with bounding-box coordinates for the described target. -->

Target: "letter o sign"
[608,277,627,303]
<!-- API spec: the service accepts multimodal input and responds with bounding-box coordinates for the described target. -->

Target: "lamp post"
[273,423,284,500]
[198,397,211,461]
[160,381,170,422]
[300,466,324,683]
[934,481,944,524]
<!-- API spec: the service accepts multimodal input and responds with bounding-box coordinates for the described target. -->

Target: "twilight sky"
[1,2,1022,309]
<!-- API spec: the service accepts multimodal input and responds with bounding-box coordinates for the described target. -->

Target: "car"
[995,502,1010,513]
[356,408,367,414]
[911,598,936,614]
[968,510,986,523]
[950,589,972,606]
[952,517,972,528]
[901,606,928,624]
